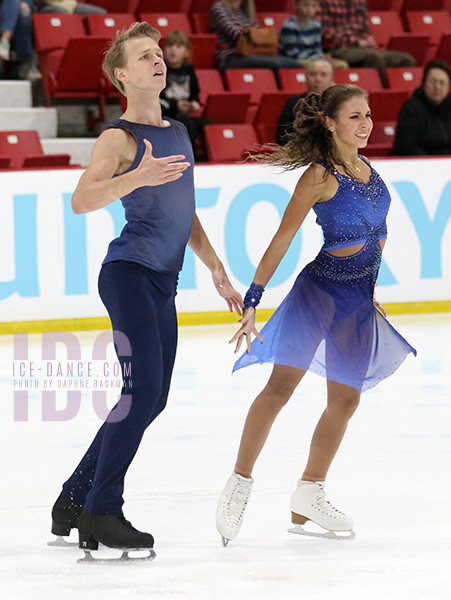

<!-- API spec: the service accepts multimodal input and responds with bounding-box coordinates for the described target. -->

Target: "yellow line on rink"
[0,301,450,334]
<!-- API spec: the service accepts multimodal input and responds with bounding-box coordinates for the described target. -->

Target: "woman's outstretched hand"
[229,307,263,354]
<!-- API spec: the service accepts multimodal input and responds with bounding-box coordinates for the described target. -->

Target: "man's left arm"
[187,214,243,314]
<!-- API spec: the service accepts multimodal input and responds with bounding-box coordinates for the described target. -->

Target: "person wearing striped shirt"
[279,0,347,69]
[210,0,299,75]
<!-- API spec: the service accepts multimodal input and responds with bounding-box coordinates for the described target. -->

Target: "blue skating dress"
[233,157,417,393]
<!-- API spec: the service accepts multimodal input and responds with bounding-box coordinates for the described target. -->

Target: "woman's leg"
[13,0,34,61]
[234,364,306,478]
[217,364,305,544]
[302,379,360,482]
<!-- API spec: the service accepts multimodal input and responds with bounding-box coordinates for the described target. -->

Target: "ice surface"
[1,315,450,599]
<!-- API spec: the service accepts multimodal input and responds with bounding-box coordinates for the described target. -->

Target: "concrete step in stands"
[0,80,58,138]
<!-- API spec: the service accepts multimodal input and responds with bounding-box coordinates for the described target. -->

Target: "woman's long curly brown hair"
[257,84,369,177]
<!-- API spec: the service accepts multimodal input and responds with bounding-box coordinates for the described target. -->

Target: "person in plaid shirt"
[320,0,415,87]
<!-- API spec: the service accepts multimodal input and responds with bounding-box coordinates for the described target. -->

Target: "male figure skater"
[50,22,242,560]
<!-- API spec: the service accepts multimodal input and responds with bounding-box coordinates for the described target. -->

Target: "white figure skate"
[288,480,355,540]
[216,472,254,546]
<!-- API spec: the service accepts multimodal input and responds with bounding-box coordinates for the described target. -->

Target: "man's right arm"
[72,129,190,214]
[71,128,138,214]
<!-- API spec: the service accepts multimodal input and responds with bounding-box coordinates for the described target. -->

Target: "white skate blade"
[288,524,355,540]
[77,548,156,564]
[47,535,78,547]
[221,536,229,547]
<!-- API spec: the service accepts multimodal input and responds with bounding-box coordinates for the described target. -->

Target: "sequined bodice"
[313,157,390,251]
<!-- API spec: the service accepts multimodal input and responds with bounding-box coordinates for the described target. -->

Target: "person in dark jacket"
[394,59,451,156]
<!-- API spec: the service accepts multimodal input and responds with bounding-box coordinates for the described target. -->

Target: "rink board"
[1,158,450,328]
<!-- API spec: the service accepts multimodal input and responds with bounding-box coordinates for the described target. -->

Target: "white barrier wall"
[1,158,450,323]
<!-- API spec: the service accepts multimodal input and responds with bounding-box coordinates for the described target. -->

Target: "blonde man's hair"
[103,22,161,95]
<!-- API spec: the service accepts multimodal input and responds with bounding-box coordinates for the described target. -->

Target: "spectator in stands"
[36,0,106,16]
[279,0,348,70]
[160,30,212,161]
[0,0,41,80]
[394,59,451,156]
[210,0,300,75]
[276,57,335,145]
[320,0,415,88]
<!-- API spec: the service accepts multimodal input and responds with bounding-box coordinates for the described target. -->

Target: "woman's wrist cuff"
[243,282,265,311]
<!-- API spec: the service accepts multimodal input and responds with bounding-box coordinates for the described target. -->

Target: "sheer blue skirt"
[233,238,417,393]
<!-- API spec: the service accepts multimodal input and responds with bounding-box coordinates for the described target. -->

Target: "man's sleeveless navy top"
[102,118,195,273]
[313,156,390,251]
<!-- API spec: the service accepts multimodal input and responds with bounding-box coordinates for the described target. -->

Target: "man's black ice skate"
[77,511,156,563]
[48,495,83,547]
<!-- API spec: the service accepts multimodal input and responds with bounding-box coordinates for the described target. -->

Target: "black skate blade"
[77,548,156,564]
[48,535,79,547]
[288,524,356,540]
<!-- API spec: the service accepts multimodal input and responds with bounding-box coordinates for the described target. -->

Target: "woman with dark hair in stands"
[394,59,451,156]
[210,0,299,75]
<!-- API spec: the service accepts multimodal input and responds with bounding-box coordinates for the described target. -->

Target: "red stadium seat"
[0,156,11,168]
[135,0,191,14]
[40,37,110,119]
[139,13,192,34]
[406,11,451,45]
[191,12,211,33]
[362,120,397,155]
[368,1,401,9]
[369,11,404,48]
[188,0,213,16]
[386,66,423,92]
[399,0,444,29]
[253,0,292,11]
[224,68,278,104]
[204,124,259,163]
[33,13,86,55]
[196,68,224,106]
[33,14,110,117]
[334,68,383,91]
[361,144,394,157]
[278,68,307,94]
[189,34,217,68]
[256,12,290,30]
[203,92,251,123]
[368,90,409,121]
[253,91,295,144]
[86,14,136,38]
[386,33,430,65]
[0,131,71,169]
[435,33,451,62]
[369,120,397,144]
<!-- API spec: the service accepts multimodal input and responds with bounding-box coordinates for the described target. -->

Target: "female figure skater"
[49,22,242,560]
[216,84,416,544]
